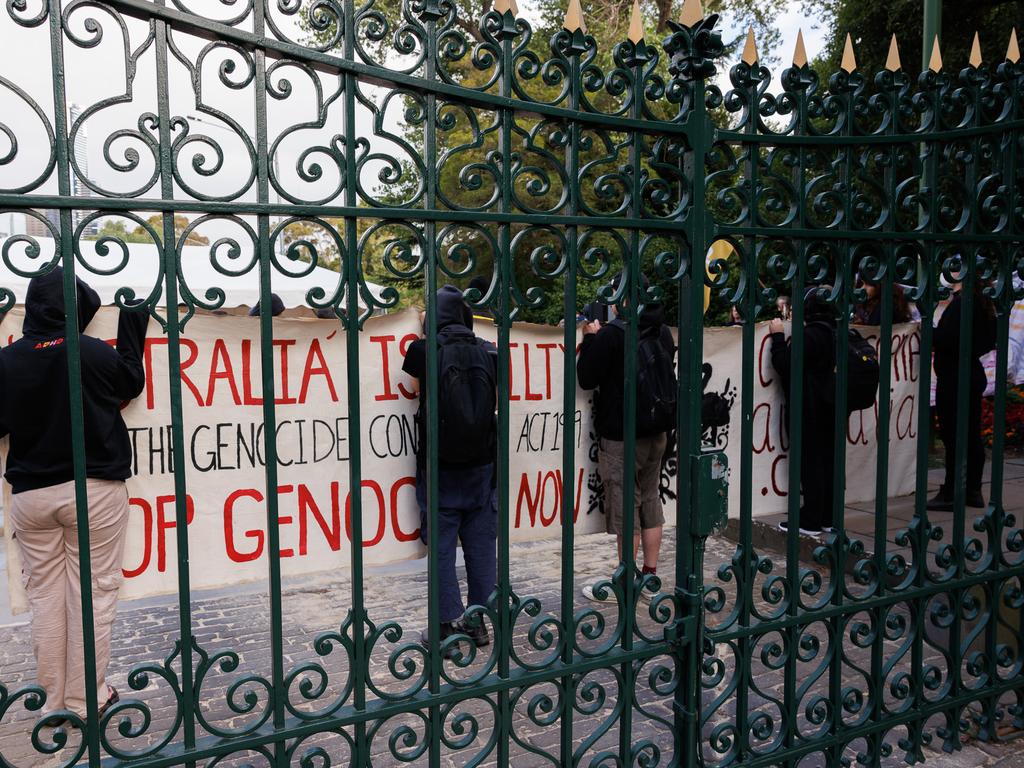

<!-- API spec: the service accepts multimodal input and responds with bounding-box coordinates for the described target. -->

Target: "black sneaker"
[457,618,490,648]
[420,622,479,660]
[966,491,986,509]
[926,491,954,512]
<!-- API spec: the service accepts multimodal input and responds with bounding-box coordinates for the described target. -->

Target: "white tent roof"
[0,238,385,310]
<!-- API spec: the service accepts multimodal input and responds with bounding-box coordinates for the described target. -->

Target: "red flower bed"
[982,385,1024,449]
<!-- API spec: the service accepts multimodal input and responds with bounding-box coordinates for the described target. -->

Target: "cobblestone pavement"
[1,522,1022,767]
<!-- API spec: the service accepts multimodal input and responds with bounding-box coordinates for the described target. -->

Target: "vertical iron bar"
[616,44,646,768]
[250,4,287,762]
[559,32,581,768]
[909,79,942,756]
[152,6,198,763]
[496,17,514,767]
[422,7,442,765]
[922,0,942,72]
[868,86,899,764]
[734,82,760,761]
[341,0,369,762]
[675,60,710,768]
[782,85,808,755]
[48,2,100,761]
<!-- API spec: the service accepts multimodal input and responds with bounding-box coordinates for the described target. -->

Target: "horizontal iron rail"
[5,196,1021,243]
[0,194,697,232]
[701,678,1024,768]
[90,639,675,768]
[716,121,1024,146]
[715,225,1022,243]
[83,0,696,136]
[707,559,1024,643]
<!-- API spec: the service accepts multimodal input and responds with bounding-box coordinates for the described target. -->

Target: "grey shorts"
[597,433,668,535]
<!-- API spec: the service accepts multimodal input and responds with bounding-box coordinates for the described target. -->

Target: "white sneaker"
[778,521,823,536]
[582,584,614,603]
[638,586,655,604]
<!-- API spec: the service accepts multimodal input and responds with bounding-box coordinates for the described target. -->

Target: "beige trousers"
[10,478,129,717]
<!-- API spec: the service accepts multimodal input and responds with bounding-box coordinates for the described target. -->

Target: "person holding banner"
[403,286,498,654]
[576,273,676,603]
[0,267,148,727]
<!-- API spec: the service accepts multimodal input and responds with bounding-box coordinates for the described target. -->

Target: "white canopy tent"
[0,238,386,311]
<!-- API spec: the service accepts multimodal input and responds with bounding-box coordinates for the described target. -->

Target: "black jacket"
[0,268,149,493]
[769,318,838,403]
[576,304,676,441]
[933,292,997,378]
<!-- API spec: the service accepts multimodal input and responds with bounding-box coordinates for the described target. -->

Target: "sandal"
[97,687,119,719]
[67,688,119,729]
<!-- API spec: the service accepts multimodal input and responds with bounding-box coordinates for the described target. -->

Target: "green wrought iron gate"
[0,0,1023,766]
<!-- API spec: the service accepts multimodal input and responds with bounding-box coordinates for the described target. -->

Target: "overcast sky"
[0,0,827,258]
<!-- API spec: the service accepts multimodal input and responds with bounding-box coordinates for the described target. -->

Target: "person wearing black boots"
[928,283,997,511]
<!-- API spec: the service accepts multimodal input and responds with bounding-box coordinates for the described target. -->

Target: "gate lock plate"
[692,451,729,538]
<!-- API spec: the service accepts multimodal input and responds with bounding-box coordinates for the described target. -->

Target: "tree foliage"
[295,0,794,325]
[811,0,1024,79]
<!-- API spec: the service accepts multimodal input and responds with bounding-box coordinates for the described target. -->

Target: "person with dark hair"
[0,267,148,727]
[576,273,676,602]
[249,293,285,317]
[769,287,840,535]
[928,283,997,510]
[852,278,912,325]
[402,286,498,654]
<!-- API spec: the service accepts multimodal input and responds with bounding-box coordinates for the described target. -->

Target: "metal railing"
[0,0,1022,766]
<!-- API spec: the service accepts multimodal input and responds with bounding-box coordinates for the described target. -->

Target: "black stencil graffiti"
[701,362,736,453]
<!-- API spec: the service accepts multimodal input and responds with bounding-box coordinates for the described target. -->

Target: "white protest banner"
[701,322,921,517]
[1,309,918,610]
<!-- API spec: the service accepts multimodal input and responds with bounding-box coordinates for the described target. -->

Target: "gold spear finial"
[563,0,586,33]
[494,0,518,15]
[792,29,808,67]
[928,34,942,72]
[741,26,758,65]
[1008,28,1021,63]
[884,34,901,72]
[969,32,982,67]
[679,0,703,27]
[628,0,644,43]
[840,33,857,72]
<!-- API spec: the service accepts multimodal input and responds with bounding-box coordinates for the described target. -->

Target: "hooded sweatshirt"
[0,268,149,493]
[401,285,497,468]
[577,303,676,440]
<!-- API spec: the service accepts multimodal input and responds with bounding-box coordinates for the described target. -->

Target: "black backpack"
[845,328,881,412]
[635,325,678,435]
[809,322,880,413]
[434,331,497,464]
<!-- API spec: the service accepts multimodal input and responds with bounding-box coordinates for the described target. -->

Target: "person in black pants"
[769,288,840,535]
[929,285,997,510]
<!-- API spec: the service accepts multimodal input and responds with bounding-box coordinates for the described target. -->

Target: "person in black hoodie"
[769,287,840,535]
[402,286,498,653]
[576,274,676,603]
[929,284,997,510]
[0,267,148,727]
